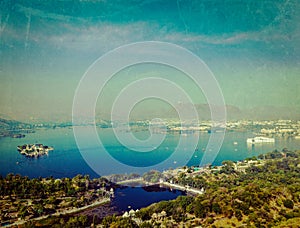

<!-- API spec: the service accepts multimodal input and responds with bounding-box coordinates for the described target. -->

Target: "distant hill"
[244,106,300,120]
[0,118,33,138]
[128,103,300,121]
[0,118,31,130]
[172,104,300,121]
[1,104,299,123]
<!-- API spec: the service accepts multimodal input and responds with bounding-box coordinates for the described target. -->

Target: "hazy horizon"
[1,0,300,122]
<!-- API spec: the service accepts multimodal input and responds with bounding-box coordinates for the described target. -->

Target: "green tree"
[283,199,294,209]
[235,209,243,221]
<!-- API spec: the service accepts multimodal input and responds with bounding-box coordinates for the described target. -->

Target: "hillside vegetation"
[102,150,300,227]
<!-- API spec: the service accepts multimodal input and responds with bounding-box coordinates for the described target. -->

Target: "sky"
[0,0,300,121]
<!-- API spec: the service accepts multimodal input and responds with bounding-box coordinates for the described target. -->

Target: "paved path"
[160,182,204,195]
[4,197,110,227]
[116,177,143,185]
[117,177,204,195]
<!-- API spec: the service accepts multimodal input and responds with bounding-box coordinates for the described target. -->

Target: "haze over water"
[1,0,300,122]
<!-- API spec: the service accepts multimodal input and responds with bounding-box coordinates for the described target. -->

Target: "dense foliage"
[0,174,109,199]
[101,149,300,227]
[0,174,110,224]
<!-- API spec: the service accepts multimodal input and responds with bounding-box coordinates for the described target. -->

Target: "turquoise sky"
[0,0,299,121]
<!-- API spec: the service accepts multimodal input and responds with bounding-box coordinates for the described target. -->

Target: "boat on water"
[247,137,275,144]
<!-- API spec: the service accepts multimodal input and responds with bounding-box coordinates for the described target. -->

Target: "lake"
[78,184,186,219]
[111,184,185,212]
[0,127,299,178]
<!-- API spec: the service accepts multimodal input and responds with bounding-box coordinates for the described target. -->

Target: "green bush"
[283,199,294,209]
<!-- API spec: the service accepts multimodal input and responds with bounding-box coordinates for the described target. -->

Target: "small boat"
[233,141,238,145]
[247,137,275,144]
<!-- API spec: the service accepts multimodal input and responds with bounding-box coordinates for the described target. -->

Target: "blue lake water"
[0,128,299,178]
[111,184,185,213]
[79,184,186,217]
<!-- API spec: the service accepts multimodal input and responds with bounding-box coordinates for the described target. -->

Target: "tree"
[18,205,28,219]
[235,209,243,221]
[283,199,294,209]
[221,160,235,174]
[102,215,118,227]
[33,203,44,217]
[140,221,153,228]
[258,154,264,160]
[78,215,88,225]
[212,202,222,214]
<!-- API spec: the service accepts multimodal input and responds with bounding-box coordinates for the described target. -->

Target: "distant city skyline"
[0,0,299,121]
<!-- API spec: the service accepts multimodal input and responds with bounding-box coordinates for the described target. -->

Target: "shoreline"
[117,178,204,195]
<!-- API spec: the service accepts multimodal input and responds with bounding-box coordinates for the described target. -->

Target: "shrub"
[283,199,294,209]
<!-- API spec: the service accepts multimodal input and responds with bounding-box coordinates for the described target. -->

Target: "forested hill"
[101,150,300,227]
[0,118,31,130]
[0,118,34,138]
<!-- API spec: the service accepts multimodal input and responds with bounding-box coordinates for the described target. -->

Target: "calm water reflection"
[0,128,299,178]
